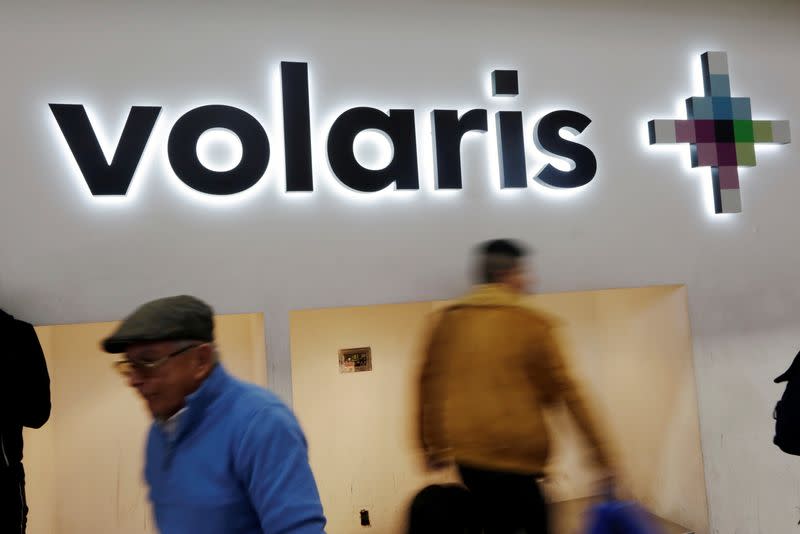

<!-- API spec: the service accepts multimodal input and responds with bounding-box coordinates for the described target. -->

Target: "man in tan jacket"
[417,239,614,534]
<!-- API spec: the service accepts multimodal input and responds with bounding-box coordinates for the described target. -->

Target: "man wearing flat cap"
[103,295,326,534]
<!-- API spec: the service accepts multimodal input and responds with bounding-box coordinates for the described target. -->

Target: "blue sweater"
[144,365,326,533]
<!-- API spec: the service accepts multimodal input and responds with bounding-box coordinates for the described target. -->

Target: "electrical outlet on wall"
[360,509,371,527]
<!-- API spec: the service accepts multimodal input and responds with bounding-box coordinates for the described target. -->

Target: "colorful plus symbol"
[648,52,791,214]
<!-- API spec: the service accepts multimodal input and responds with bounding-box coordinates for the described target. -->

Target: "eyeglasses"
[113,344,202,378]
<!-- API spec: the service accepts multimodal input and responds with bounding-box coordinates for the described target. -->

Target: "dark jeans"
[458,464,548,534]
[0,464,27,534]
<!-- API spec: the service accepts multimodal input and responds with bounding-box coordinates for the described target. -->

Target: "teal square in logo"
[712,97,733,120]
[731,98,752,120]
[687,97,714,120]
[708,74,731,96]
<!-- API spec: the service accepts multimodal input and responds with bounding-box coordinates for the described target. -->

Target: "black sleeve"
[12,321,52,429]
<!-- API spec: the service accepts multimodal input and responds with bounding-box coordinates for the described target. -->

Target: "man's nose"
[127,370,145,389]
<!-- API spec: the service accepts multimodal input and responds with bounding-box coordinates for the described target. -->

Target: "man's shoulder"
[220,379,307,462]
[224,378,298,430]
[515,306,562,329]
[444,301,561,329]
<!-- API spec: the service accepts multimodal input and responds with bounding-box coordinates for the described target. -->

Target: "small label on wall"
[339,347,372,373]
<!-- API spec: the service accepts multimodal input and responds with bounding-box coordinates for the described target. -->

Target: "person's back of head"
[407,484,480,534]
[475,239,532,294]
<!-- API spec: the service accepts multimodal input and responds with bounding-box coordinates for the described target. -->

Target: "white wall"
[1,1,799,532]
[291,302,460,534]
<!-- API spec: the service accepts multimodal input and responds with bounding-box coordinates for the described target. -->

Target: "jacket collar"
[455,284,524,308]
[450,285,562,327]
[166,363,230,442]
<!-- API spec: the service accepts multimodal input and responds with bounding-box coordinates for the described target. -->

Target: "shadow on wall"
[290,285,710,534]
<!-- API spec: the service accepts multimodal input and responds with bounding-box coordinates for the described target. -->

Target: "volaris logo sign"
[48,53,792,215]
[48,64,597,198]
[648,51,791,214]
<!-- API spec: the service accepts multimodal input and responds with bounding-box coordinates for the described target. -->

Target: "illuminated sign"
[648,51,791,214]
[48,63,597,197]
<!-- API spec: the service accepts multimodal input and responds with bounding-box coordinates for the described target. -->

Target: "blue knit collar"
[169,363,230,442]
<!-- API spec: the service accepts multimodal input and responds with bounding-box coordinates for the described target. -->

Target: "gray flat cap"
[102,295,214,354]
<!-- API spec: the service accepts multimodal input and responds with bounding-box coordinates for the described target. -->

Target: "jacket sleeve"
[538,327,614,471]
[417,312,450,459]
[12,321,52,429]
[234,405,326,534]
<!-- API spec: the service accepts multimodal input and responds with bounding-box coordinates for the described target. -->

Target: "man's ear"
[192,343,215,379]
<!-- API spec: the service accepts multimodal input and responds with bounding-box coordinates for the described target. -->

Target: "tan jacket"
[418,285,612,475]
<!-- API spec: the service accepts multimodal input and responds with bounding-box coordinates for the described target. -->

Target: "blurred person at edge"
[0,309,51,534]
[417,239,616,534]
[103,295,326,534]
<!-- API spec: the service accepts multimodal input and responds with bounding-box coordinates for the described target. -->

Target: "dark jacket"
[0,310,51,479]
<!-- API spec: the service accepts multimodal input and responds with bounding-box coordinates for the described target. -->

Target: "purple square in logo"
[695,120,716,142]
[695,143,718,166]
[717,166,740,189]
[717,143,737,166]
[675,120,696,143]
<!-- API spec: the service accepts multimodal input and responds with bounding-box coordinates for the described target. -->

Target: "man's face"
[504,263,537,294]
[120,341,205,419]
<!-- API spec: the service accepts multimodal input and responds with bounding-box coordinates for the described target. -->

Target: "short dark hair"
[476,239,529,284]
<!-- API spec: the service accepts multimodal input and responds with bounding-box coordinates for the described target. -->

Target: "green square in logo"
[752,121,773,142]
[733,120,754,143]
[735,143,756,166]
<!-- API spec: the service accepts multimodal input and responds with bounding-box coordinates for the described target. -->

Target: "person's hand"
[595,474,616,498]
[426,457,451,471]
[423,448,452,472]
[595,471,632,502]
